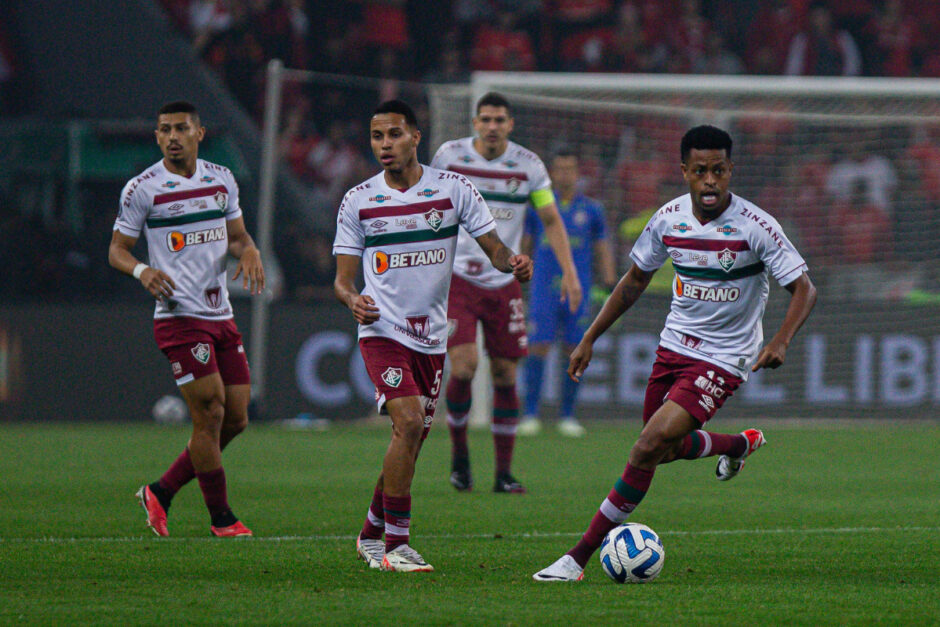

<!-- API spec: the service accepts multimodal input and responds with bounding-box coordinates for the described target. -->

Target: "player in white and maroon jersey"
[431,92,582,495]
[335,100,531,573]
[109,101,264,539]
[534,125,817,582]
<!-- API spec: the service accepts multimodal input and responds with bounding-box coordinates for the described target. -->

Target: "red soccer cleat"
[136,485,169,537]
[210,520,253,537]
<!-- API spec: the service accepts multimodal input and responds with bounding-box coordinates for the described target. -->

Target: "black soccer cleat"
[450,457,473,492]
[493,472,526,494]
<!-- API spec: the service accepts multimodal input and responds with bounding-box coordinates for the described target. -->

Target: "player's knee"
[223,414,248,437]
[191,396,225,426]
[393,411,425,443]
[632,431,671,464]
[449,359,477,381]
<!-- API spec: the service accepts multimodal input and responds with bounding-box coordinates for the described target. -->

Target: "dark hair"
[373,99,418,128]
[476,92,511,115]
[550,145,578,163]
[680,125,733,162]
[158,100,199,121]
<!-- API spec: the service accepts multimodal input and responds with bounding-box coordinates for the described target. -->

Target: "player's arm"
[568,263,654,381]
[108,229,176,299]
[226,215,265,295]
[474,230,532,283]
[752,272,817,371]
[533,195,583,312]
[594,238,619,289]
[334,254,379,325]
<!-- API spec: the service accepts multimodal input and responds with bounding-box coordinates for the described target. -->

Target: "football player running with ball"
[533,125,816,581]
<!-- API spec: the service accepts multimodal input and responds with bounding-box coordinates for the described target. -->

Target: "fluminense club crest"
[507,177,521,194]
[381,367,403,388]
[717,248,736,272]
[191,342,211,365]
[424,208,443,231]
[214,191,227,210]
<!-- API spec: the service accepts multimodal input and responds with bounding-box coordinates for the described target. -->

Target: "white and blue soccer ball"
[152,394,188,424]
[599,522,665,583]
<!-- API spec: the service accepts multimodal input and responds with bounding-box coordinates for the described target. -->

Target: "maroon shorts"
[359,337,445,439]
[447,273,528,359]
[642,346,742,425]
[154,317,250,387]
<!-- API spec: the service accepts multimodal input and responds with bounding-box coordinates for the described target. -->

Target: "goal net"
[429,73,940,420]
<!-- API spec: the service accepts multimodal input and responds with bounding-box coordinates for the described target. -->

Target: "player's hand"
[232,247,265,295]
[567,340,593,382]
[560,271,583,313]
[752,339,787,371]
[350,294,380,325]
[139,267,176,300]
[510,254,533,283]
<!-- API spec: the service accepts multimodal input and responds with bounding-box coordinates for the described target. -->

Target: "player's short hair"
[158,101,200,123]
[476,92,511,115]
[550,145,578,163]
[373,99,418,129]
[681,125,733,162]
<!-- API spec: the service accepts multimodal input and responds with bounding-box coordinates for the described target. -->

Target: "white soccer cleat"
[716,429,767,481]
[356,536,385,569]
[557,419,586,438]
[381,544,434,572]
[532,555,584,582]
[517,416,542,436]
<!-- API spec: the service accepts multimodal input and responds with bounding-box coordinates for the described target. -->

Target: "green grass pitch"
[1,419,937,625]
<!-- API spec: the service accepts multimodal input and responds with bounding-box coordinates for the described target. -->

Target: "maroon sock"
[678,430,747,459]
[360,485,384,540]
[492,385,519,475]
[158,447,196,497]
[383,494,411,552]
[446,377,472,460]
[196,467,231,522]
[567,464,655,567]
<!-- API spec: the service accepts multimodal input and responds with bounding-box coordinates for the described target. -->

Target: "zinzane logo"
[381,367,403,388]
[166,226,226,251]
[191,343,211,365]
[372,248,446,274]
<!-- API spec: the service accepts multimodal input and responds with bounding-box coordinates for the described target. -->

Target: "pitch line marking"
[1,526,937,544]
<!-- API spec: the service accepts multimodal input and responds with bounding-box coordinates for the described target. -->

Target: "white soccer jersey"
[114,159,242,320]
[333,165,497,354]
[432,137,551,288]
[630,193,808,379]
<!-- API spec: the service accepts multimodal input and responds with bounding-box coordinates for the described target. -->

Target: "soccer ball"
[599,522,665,583]
[152,394,188,424]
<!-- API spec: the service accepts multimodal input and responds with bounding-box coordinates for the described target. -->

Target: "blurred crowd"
[3,0,940,301]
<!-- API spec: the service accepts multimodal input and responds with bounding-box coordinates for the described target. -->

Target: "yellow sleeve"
[529,187,554,209]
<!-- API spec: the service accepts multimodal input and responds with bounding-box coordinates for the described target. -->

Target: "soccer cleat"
[450,457,473,492]
[136,485,169,537]
[380,544,434,572]
[516,416,542,436]
[557,419,586,438]
[357,536,385,569]
[210,520,253,537]
[493,472,526,493]
[533,555,584,582]
[716,429,767,481]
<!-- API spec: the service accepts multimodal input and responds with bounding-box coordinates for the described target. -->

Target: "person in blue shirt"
[519,147,618,437]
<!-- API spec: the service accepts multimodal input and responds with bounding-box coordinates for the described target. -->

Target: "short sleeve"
[333,190,365,256]
[430,144,448,170]
[114,179,149,237]
[628,213,668,272]
[454,175,496,238]
[751,215,808,286]
[222,169,243,220]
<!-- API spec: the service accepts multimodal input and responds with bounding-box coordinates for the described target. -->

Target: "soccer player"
[432,92,582,494]
[533,125,817,581]
[109,101,264,538]
[334,100,532,572]
[518,147,618,438]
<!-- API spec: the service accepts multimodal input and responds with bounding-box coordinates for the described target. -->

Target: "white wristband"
[132,263,149,280]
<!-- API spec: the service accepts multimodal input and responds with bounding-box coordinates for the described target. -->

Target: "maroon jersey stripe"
[447,165,529,181]
[359,198,454,220]
[154,185,228,205]
[663,236,751,252]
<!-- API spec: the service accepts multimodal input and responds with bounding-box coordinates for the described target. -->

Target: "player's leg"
[534,401,695,581]
[519,341,551,436]
[445,275,480,491]
[557,302,590,437]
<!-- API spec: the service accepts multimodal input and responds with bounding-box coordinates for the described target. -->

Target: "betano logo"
[166,226,226,252]
[372,248,446,274]
[675,275,740,302]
